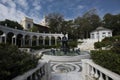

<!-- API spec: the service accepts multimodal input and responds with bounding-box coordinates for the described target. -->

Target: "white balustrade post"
[87,63,90,75]
[90,66,95,77]
[29,75,32,80]
[81,59,88,80]
[105,76,109,80]
[94,69,99,78]
[98,72,104,80]
[35,73,38,80]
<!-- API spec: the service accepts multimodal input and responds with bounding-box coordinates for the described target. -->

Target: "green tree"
[29,26,39,32]
[0,43,39,80]
[74,9,101,38]
[103,13,120,35]
[0,19,23,30]
[45,13,64,33]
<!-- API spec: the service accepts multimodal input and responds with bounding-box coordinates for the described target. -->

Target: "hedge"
[111,41,120,53]
[94,36,120,49]
[21,40,78,50]
[0,43,39,80]
[91,50,120,75]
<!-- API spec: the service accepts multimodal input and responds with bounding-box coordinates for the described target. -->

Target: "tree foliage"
[91,50,120,75]
[74,9,101,38]
[0,19,23,30]
[103,13,120,35]
[45,13,64,33]
[0,43,39,80]
[29,26,39,32]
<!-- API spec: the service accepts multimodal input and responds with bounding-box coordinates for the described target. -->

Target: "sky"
[0,0,120,23]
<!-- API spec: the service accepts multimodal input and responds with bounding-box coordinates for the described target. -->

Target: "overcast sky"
[0,0,120,23]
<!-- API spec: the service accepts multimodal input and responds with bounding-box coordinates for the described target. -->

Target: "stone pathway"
[51,72,82,80]
[51,62,83,80]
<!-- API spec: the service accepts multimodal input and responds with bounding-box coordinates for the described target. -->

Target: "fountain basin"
[38,49,90,62]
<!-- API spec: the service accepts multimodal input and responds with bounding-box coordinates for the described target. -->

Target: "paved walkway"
[50,61,83,80]
[51,72,82,80]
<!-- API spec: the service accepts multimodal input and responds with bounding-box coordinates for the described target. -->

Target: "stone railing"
[82,59,120,80]
[12,60,51,80]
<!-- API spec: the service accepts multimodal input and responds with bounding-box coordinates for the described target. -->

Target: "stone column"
[49,37,51,46]
[22,36,25,46]
[43,37,45,45]
[12,35,16,45]
[12,37,14,45]
[20,38,22,47]
[4,36,6,44]
[0,35,2,43]
[55,37,57,46]
[2,33,7,44]
[36,37,39,46]
[29,37,32,46]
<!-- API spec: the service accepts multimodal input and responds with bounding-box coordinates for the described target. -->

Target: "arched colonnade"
[0,25,66,47]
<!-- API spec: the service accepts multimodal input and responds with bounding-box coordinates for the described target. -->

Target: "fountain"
[42,33,90,57]
[41,33,90,73]
[61,33,69,55]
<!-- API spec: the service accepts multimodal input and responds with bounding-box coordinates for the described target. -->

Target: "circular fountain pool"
[40,49,90,62]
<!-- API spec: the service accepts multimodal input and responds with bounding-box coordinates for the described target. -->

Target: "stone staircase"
[77,39,98,51]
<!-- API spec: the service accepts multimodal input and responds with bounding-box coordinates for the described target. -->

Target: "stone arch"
[57,36,62,41]
[51,36,55,45]
[6,32,14,44]
[16,34,23,47]
[57,36,62,46]
[25,35,30,46]
[0,30,3,35]
[0,30,5,43]
[39,36,43,45]
[32,35,37,46]
[45,36,49,45]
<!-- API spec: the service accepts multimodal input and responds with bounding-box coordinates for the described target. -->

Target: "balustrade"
[12,61,50,80]
[82,59,120,80]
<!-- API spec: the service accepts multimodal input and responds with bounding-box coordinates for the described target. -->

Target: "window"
[108,32,111,34]
[27,24,31,29]
[102,32,106,34]
[91,34,94,39]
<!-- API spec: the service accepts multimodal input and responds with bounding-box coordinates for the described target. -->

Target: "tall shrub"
[0,43,39,80]
[91,50,120,75]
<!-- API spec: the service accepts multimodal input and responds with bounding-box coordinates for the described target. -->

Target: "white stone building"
[90,27,112,41]
[21,17,49,31]
[20,17,34,30]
